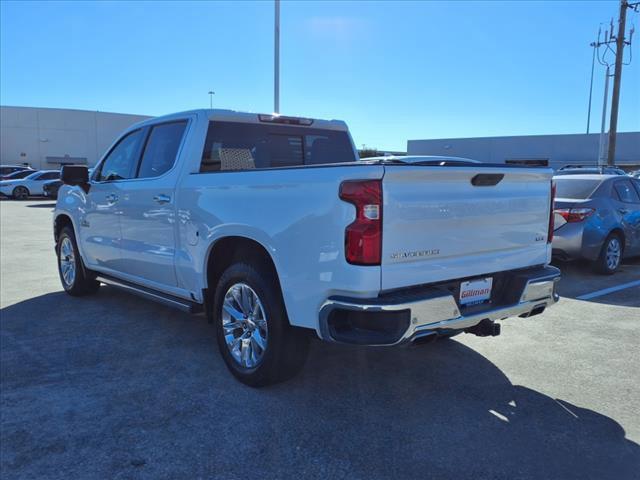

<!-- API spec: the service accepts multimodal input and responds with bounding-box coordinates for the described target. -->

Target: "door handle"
[105,193,118,203]
[153,194,171,204]
[618,208,629,215]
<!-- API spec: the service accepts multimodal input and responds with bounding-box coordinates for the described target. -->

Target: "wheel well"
[205,236,281,296]
[54,214,73,242]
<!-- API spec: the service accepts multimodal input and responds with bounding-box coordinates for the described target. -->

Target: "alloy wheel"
[606,237,621,271]
[14,187,28,200]
[59,237,76,287]
[221,282,268,369]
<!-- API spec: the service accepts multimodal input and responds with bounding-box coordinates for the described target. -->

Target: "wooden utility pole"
[606,0,628,165]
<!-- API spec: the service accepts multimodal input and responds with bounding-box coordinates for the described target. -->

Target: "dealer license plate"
[459,277,493,306]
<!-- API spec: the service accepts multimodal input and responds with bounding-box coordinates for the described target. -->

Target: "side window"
[97,129,144,182]
[614,180,640,204]
[137,121,187,179]
[41,172,59,180]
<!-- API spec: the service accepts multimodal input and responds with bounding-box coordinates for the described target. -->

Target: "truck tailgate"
[381,165,553,291]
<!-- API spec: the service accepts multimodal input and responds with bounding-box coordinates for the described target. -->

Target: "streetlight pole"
[208,91,215,109]
[274,0,280,114]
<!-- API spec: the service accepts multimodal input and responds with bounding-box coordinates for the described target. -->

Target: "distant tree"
[359,148,380,159]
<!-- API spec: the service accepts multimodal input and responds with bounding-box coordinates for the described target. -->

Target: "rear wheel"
[213,262,309,387]
[12,186,29,200]
[594,233,623,275]
[56,226,100,295]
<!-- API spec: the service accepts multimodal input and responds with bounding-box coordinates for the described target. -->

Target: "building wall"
[1,106,151,170]
[407,132,640,170]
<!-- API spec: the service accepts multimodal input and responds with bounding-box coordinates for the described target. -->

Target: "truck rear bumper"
[318,266,560,346]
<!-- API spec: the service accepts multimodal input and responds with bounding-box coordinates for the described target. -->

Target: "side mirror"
[61,165,90,192]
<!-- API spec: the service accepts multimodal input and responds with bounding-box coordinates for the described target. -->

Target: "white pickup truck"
[54,109,560,386]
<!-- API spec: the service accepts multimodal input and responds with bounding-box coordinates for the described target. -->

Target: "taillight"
[554,208,595,223]
[339,180,382,265]
[548,182,556,243]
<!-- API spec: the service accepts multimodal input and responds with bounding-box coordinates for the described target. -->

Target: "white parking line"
[576,280,640,300]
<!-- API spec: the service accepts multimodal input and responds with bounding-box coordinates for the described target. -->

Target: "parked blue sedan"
[552,175,640,274]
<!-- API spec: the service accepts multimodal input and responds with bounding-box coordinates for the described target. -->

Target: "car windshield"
[554,178,602,199]
[25,171,44,180]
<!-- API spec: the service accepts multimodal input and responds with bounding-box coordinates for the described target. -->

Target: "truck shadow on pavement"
[1,288,638,480]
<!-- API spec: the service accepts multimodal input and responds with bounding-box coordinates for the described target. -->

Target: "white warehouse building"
[407,132,640,170]
[0,106,151,170]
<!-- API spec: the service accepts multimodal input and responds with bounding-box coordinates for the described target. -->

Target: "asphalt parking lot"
[1,200,639,480]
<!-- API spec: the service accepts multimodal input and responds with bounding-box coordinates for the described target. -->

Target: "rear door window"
[200,121,355,172]
[137,121,187,179]
[39,172,59,180]
[614,180,640,203]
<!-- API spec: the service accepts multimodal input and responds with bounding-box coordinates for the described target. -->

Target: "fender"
[201,224,283,291]
[53,186,90,264]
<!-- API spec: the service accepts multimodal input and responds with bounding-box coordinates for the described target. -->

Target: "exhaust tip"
[519,305,546,318]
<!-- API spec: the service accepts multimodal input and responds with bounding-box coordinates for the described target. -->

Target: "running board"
[95,274,203,314]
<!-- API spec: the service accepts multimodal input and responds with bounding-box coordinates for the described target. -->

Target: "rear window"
[200,121,355,172]
[554,178,601,199]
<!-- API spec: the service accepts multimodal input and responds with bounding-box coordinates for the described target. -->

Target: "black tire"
[594,233,623,275]
[56,226,100,296]
[12,186,29,200]
[213,261,309,387]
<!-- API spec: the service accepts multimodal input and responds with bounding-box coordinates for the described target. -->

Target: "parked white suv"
[1,170,60,199]
[53,109,560,386]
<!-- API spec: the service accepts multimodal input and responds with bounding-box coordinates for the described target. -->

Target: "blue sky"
[1,0,638,151]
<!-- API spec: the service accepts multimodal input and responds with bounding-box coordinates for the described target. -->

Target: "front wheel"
[213,262,309,387]
[57,226,100,296]
[594,233,623,275]
[12,186,29,200]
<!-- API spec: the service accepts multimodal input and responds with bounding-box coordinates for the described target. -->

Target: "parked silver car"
[552,175,640,274]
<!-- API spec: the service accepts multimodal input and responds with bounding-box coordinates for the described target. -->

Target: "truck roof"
[129,109,349,132]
